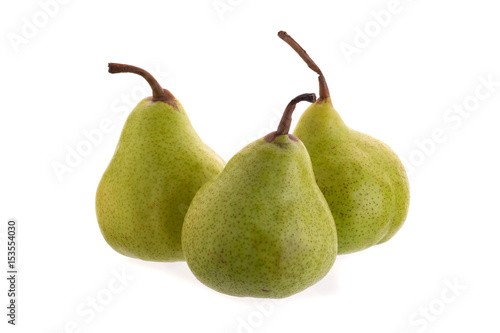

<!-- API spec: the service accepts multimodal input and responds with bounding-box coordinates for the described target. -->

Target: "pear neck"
[314,98,347,129]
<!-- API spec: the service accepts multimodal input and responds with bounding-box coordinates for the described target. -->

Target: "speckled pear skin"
[182,134,337,298]
[293,98,410,254]
[96,97,225,262]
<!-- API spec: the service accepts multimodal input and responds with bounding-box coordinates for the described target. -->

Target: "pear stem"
[108,63,175,103]
[276,93,317,135]
[278,31,330,100]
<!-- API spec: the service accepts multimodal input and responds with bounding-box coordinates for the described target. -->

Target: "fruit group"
[96,63,225,262]
[182,93,337,298]
[279,31,410,254]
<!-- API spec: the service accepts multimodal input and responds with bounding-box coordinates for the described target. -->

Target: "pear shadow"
[124,253,352,302]
[124,258,200,285]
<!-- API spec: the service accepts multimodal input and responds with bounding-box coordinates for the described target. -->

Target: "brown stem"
[276,93,317,135]
[108,63,175,103]
[278,31,330,100]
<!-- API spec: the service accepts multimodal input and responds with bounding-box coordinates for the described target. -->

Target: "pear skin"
[96,64,225,262]
[294,98,409,253]
[182,94,337,298]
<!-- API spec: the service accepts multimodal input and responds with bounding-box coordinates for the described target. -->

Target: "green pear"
[278,31,410,254]
[96,63,225,262]
[182,93,337,298]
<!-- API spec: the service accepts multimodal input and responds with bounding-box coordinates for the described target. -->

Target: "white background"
[1,0,500,332]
